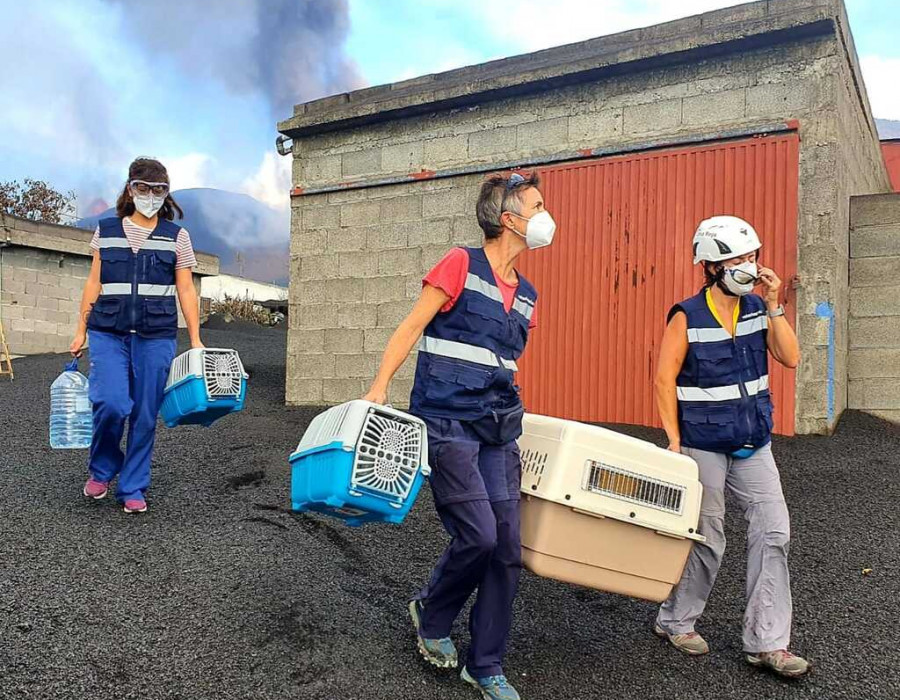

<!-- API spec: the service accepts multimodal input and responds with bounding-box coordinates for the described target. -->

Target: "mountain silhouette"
[77,188,290,285]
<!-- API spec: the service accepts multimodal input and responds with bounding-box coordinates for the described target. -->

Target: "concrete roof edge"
[278,1,838,138]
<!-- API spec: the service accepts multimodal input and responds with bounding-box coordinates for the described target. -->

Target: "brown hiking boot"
[746,650,810,678]
[653,623,710,656]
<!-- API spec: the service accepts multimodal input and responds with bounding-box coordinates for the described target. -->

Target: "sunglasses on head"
[130,180,169,197]
[505,173,526,190]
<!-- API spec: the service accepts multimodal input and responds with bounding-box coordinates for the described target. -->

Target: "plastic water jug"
[50,358,92,449]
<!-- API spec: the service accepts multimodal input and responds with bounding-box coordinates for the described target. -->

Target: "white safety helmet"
[692,215,762,265]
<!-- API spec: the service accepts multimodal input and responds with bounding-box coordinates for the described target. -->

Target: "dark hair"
[115,157,184,220]
[702,262,720,288]
[476,171,541,239]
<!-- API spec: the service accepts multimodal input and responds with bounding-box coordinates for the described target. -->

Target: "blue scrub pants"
[87,330,176,502]
[414,416,523,679]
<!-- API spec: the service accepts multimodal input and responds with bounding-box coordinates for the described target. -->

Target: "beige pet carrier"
[519,414,705,602]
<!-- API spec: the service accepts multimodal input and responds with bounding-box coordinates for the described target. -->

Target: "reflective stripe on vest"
[512,296,534,321]
[101,283,176,297]
[687,315,768,344]
[97,238,132,249]
[97,236,177,253]
[465,273,503,303]
[419,336,519,371]
[677,374,770,402]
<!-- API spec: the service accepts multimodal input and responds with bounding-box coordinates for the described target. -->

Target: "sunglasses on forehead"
[130,180,169,197]
[505,173,526,190]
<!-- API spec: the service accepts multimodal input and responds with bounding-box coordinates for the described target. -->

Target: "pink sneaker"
[83,478,109,500]
[123,499,148,514]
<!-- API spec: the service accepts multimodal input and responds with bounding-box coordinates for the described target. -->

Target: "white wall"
[201,274,288,302]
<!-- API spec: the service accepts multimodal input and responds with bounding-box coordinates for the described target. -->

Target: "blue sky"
[1,0,898,223]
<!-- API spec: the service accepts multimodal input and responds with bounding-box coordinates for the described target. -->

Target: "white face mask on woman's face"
[509,211,557,249]
[132,192,165,219]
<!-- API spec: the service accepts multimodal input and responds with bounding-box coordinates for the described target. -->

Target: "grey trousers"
[656,443,793,653]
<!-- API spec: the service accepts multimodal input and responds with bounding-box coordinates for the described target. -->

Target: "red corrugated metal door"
[516,133,799,436]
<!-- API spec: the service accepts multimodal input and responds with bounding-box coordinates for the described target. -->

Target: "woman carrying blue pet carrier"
[364,172,555,700]
[69,157,203,514]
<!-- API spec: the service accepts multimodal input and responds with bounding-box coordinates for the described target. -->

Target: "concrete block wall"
[0,246,91,355]
[848,194,900,424]
[288,177,485,406]
[1,245,204,356]
[792,2,891,433]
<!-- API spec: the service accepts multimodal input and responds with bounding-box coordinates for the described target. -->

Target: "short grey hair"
[476,172,541,239]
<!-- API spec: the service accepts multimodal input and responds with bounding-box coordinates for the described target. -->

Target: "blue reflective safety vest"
[86,217,180,339]
[409,247,537,421]
[673,289,774,454]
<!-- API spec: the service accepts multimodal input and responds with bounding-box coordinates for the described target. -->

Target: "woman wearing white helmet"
[652,215,809,678]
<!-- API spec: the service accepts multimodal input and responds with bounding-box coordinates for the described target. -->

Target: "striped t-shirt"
[90,217,197,270]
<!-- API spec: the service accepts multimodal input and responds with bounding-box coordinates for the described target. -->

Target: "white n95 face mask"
[511,211,557,249]
[133,193,166,219]
[720,261,758,296]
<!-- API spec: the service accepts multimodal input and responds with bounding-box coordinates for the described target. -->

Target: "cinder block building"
[0,214,218,355]
[278,0,899,433]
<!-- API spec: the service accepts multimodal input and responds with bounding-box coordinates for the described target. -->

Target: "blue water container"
[161,349,247,428]
[289,401,431,526]
[50,358,92,449]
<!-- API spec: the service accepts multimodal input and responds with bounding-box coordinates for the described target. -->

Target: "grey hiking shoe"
[654,623,710,655]
[408,600,458,668]
[746,650,810,678]
[461,666,521,700]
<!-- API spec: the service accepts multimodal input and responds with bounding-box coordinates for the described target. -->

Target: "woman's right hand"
[69,332,86,358]
[362,385,388,405]
[667,440,682,453]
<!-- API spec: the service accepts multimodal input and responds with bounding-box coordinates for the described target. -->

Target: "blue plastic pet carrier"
[161,348,247,428]
[289,400,431,526]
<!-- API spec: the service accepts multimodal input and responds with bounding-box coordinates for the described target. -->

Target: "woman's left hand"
[756,267,782,307]
[191,338,205,349]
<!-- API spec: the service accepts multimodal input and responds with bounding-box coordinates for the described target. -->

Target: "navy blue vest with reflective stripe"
[673,290,773,453]
[409,247,537,421]
[86,217,179,339]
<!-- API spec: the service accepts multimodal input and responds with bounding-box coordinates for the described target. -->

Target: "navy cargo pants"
[413,416,522,679]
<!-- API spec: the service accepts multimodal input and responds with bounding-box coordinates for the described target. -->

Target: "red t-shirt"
[423,247,537,328]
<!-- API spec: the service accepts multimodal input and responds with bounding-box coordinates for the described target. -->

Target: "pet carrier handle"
[64,358,79,373]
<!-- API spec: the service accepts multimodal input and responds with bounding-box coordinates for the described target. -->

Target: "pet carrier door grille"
[352,409,423,502]
[203,352,243,397]
[583,460,685,514]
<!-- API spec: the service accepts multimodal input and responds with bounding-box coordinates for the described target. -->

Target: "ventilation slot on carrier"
[583,460,684,514]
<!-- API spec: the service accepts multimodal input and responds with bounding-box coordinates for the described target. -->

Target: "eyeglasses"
[727,268,758,285]
[130,180,169,197]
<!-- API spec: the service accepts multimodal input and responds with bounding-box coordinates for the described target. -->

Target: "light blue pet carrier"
[289,400,431,526]
[161,348,247,428]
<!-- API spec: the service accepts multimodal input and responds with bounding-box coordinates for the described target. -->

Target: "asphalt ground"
[1,322,898,700]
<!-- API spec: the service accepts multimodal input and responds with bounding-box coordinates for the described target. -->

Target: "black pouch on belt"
[468,403,525,446]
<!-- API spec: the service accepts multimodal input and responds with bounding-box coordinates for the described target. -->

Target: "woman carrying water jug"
[69,157,203,514]
[653,215,809,678]
[363,172,555,700]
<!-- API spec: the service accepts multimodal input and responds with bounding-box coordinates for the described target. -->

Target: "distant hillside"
[77,188,289,285]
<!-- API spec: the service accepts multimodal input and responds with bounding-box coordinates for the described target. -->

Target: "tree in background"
[0,179,77,225]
